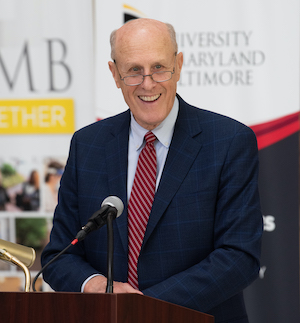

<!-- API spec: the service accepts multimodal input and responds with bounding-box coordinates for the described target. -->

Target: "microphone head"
[0,239,36,268]
[102,196,124,217]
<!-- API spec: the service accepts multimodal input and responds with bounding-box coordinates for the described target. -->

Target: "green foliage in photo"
[16,218,48,250]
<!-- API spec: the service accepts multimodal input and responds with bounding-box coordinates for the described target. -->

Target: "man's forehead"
[116,22,169,47]
[124,53,172,65]
[115,34,173,61]
[116,50,174,70]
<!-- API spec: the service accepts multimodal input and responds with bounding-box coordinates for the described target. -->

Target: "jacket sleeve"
[41,132,101,292]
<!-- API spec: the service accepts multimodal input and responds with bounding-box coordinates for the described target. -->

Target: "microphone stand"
[105,210,114,293]
[0,249,32,292]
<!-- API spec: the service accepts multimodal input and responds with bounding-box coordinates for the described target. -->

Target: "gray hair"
[110,21,178,60]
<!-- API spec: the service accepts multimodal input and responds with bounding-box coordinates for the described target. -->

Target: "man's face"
[109,22,183,130]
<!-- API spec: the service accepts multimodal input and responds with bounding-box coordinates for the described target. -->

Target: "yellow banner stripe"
[0,99,75,134]
[122,4,146,17]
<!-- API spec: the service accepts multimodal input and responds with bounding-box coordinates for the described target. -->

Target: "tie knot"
[144,131,156,144]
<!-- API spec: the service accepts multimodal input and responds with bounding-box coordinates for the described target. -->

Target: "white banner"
[0,0,95,289]
[95,0,299,126]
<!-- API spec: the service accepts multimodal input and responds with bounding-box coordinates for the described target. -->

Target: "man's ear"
[108,61,121,88]
[175,52,184,82]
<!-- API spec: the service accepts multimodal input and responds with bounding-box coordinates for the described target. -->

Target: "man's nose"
[141,74,156,88]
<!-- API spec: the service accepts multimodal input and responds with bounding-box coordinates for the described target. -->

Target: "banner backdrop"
[95,1,299,322]
[0,0,95,289]
[0,1,298,320]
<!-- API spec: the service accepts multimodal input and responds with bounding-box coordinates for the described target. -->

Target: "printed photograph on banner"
[43,157,66,213]
[0,157,40,213]
[0,215,50,292]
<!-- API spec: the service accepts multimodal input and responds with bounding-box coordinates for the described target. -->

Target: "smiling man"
[41,18,262,323]
[108,19,183,130]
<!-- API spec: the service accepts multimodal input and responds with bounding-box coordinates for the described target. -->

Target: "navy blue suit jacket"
[42,95,262,323]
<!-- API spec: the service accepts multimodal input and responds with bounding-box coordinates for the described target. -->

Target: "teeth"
[139,94,160,102]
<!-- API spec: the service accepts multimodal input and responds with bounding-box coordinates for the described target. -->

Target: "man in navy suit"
[42,18,262,322]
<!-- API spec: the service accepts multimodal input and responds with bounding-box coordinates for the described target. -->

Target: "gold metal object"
[0,239,36,292]
[0,239,36,268]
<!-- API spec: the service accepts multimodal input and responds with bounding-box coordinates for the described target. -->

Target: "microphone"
[32,196,124,292]
[0,239,36,268]
[0,239,36,292]
[74,196,124,243]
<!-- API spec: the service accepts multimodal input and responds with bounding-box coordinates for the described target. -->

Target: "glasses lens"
[123,71,173,86]
[124,75,144,86]
[152,71,172,83]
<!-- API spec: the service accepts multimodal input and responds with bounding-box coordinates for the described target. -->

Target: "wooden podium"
[0,292,214,323]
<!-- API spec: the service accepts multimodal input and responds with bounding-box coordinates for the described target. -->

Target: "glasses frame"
[114,53,177,86]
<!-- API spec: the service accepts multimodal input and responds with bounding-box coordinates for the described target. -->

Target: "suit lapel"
[143,97,203,247]
[105,110,130,253]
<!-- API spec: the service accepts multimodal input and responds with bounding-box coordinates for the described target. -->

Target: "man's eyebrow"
[120,58,170,72]
[122,62,143,70]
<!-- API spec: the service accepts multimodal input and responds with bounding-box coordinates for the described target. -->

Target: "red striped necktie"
[127,131,157,289]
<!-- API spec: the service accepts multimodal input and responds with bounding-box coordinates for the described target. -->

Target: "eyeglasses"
[114,53,177,86]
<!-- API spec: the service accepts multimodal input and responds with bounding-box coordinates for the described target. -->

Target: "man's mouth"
[139,94,161,102]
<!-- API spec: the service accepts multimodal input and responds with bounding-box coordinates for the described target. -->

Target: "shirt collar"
[130,97,179,150]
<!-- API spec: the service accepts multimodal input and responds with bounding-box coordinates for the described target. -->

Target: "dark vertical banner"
[244,116,300,322]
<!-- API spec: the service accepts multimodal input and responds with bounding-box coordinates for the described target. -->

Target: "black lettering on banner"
[46,39,72,92]
[0,42,35,91]
[0,39,72,92]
